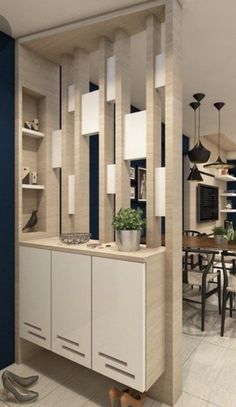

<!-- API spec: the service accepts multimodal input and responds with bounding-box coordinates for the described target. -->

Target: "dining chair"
[183,248,221,331]
[183,230,202,269]
[220,251,236,336]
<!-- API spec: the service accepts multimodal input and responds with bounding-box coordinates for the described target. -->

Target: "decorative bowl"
[60,232,91,245]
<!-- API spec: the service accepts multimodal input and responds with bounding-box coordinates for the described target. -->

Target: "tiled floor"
[1,293,236,407]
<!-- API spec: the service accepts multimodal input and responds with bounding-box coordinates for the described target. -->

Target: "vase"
[116,230,141,252]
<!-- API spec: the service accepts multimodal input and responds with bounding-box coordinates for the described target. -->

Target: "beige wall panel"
[146,15,162,248]
[114,30,130,211]
[73,49,90,232]
[61,54,75,232]
[99,37,115,243]
[149,1,183,405]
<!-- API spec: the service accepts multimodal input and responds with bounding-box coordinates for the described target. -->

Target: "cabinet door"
[92,257,146,392]
[52,251,91,368]
[19,247,51,350]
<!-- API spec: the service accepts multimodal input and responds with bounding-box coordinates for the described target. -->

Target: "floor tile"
[182,334,201,364]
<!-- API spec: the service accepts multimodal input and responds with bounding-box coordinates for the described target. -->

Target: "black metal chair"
[220,251,236,336]
[183,248,221,331]
[183,230,202,269]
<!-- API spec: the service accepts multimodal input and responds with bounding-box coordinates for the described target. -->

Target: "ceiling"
[1,0,236,145]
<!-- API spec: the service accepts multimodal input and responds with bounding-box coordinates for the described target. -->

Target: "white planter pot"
[116,230,141,252]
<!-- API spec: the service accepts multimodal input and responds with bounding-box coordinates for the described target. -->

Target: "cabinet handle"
[105,363,135,379]
[61,345,85,358]
[98,352,127,366]
[24,322,42,331]
[27,331,46,341]
[57,335,79,347]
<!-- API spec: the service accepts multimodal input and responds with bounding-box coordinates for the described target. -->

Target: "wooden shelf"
[215,175,236,182]
[22,128,44,138]
[221,193,236,197]
[220,209,236,213]
[22,184,45,190]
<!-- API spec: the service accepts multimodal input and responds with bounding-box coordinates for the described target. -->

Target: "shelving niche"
[22,88,47,233]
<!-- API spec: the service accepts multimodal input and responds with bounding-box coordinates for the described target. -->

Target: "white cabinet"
[52,251,91,368]
[92,257,146,392]
[19,247,51,350]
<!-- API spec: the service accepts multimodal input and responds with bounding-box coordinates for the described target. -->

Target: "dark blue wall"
[0,32,15,368]
[227,161,236,227]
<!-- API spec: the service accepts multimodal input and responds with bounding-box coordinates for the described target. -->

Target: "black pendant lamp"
[187,163,203,182]
[188,93,211,164]
[204,102,234,170]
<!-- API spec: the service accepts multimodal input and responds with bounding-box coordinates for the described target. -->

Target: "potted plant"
[212,226,226,243]
[112,208,145,252]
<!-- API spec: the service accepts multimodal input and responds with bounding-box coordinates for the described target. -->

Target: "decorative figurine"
[24,121,32,129]
[22,210,38,232]
[31,118,39,131]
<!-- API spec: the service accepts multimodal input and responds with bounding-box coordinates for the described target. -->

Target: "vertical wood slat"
[99,37,115,243]
[146,15,162,248]
[114,30,130,212]
[149,0,183,405]
[61,54,74,232]
[74,49,90,232]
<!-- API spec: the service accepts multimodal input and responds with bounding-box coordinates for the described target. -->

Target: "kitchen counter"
[19,236,165,263]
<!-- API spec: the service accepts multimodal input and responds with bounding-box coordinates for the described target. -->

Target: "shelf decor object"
[188,94,210,164]
[155,167,165,216]
[81,90,99,136]
[68,175,75,215]
[106,56,116,102]
[124,111,146,160]
[155,53,165,88]
[68,84,75,112]
[107,164,116,194]
[60,232,91,245]
[204,102,234,170]
[51,130,62,169]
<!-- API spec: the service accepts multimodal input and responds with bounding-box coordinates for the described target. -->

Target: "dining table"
[182,234,236,283]
[182,235,236,251]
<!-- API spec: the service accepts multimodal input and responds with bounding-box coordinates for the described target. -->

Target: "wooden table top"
[183,235,236,251]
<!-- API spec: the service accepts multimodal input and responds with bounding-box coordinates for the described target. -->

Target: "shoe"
[120,392,146,407]
[108,386,132,407]
[2,374,38,404]
[2,370,39,388]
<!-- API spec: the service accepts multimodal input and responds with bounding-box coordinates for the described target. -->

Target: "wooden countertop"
[19,237,165,263]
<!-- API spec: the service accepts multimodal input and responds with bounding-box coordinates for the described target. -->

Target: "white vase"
[116,230,141,252]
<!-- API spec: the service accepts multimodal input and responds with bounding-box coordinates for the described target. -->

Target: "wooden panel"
[146,15,162,248]
[61,54,75,232]
[99,37,115,243]
[149,1,183,405]
[114,30,130,211]
[146,253,165,389]
[74,48,90,231]
[52,251,91,368]
[20,5,165,63]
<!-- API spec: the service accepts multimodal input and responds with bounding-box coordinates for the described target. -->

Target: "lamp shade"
[188,140,211,164]
[203,102,234,170]
[187,164,203,182]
